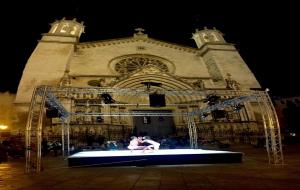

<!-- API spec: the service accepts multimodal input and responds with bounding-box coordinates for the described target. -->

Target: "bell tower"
[15,18,85,106]
[192,27,260,90]
[192,27,226,48]
[48,17,84,37]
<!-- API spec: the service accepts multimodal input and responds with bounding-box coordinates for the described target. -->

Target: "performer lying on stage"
[142,136,160,151]
[127,136,145,151]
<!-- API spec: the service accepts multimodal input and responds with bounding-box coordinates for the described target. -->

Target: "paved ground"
[1,144,300,190]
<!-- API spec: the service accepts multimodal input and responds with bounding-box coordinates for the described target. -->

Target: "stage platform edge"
[68,149,243,167]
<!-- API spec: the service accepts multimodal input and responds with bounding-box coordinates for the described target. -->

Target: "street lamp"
[0,125,8,130]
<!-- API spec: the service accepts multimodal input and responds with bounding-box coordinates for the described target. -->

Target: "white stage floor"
[69,149,240,158]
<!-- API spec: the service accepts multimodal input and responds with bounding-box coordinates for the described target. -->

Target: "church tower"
[15,18,84,106]
[192,27,260,90]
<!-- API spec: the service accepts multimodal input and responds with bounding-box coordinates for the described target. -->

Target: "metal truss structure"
[41,90,69,120]
[25,86,284,173]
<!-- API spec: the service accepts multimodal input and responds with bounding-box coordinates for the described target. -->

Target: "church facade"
[15,18,262,144]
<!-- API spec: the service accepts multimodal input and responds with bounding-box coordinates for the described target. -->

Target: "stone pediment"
[77,37,198,54]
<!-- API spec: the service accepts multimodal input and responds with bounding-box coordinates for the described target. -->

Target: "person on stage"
[142,136,160,151]
[127,136,145,151]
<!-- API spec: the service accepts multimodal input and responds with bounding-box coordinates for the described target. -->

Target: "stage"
[68,149,243,167]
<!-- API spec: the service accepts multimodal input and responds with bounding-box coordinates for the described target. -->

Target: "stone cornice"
[14,102,30,106]
[177,76,212,80]
[69,75,212,81]
[205,87,228,90]
[77,37,199,53]
[42,33,79,38]
[70,75,118,78]
[39,40,77,44]
[197,43,236,56]
[40,33,79,44]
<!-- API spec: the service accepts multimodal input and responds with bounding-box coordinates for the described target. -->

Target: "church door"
[132,110,175,138]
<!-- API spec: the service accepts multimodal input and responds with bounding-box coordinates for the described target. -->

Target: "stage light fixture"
[201,113,209,119]
[100,93,115,104]
[46,108,58,118]
[204,94,221,106]
[233,104,243,112]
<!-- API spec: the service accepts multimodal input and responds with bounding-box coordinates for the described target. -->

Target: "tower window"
[70,26,78,35]
[51,24,59,33]
[60,23,69,33]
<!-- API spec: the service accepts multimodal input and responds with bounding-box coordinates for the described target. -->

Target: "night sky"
[1,1,299,97]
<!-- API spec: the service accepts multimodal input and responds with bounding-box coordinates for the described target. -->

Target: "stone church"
[15,18,262,144]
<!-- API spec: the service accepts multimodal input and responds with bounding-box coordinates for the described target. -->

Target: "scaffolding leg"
[257,92,284,165]
[187,116,198,149]
[62,123,65,157]
[257,98,271,164]
[67,121,70,156]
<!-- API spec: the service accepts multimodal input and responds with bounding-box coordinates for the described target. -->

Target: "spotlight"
[204,94,220,106]
[201,113,209,119]
[233,104,243,112]
[46,108,58,118]
[100,93,115,104]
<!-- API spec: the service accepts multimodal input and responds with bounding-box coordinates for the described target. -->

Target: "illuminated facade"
[16,18,262,143]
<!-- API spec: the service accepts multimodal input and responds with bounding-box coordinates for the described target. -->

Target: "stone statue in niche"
[99,78,106,86]
[87,78,106,87]
[225,73,240,90]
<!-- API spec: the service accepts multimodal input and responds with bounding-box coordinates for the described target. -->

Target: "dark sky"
[1,1,299,97]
